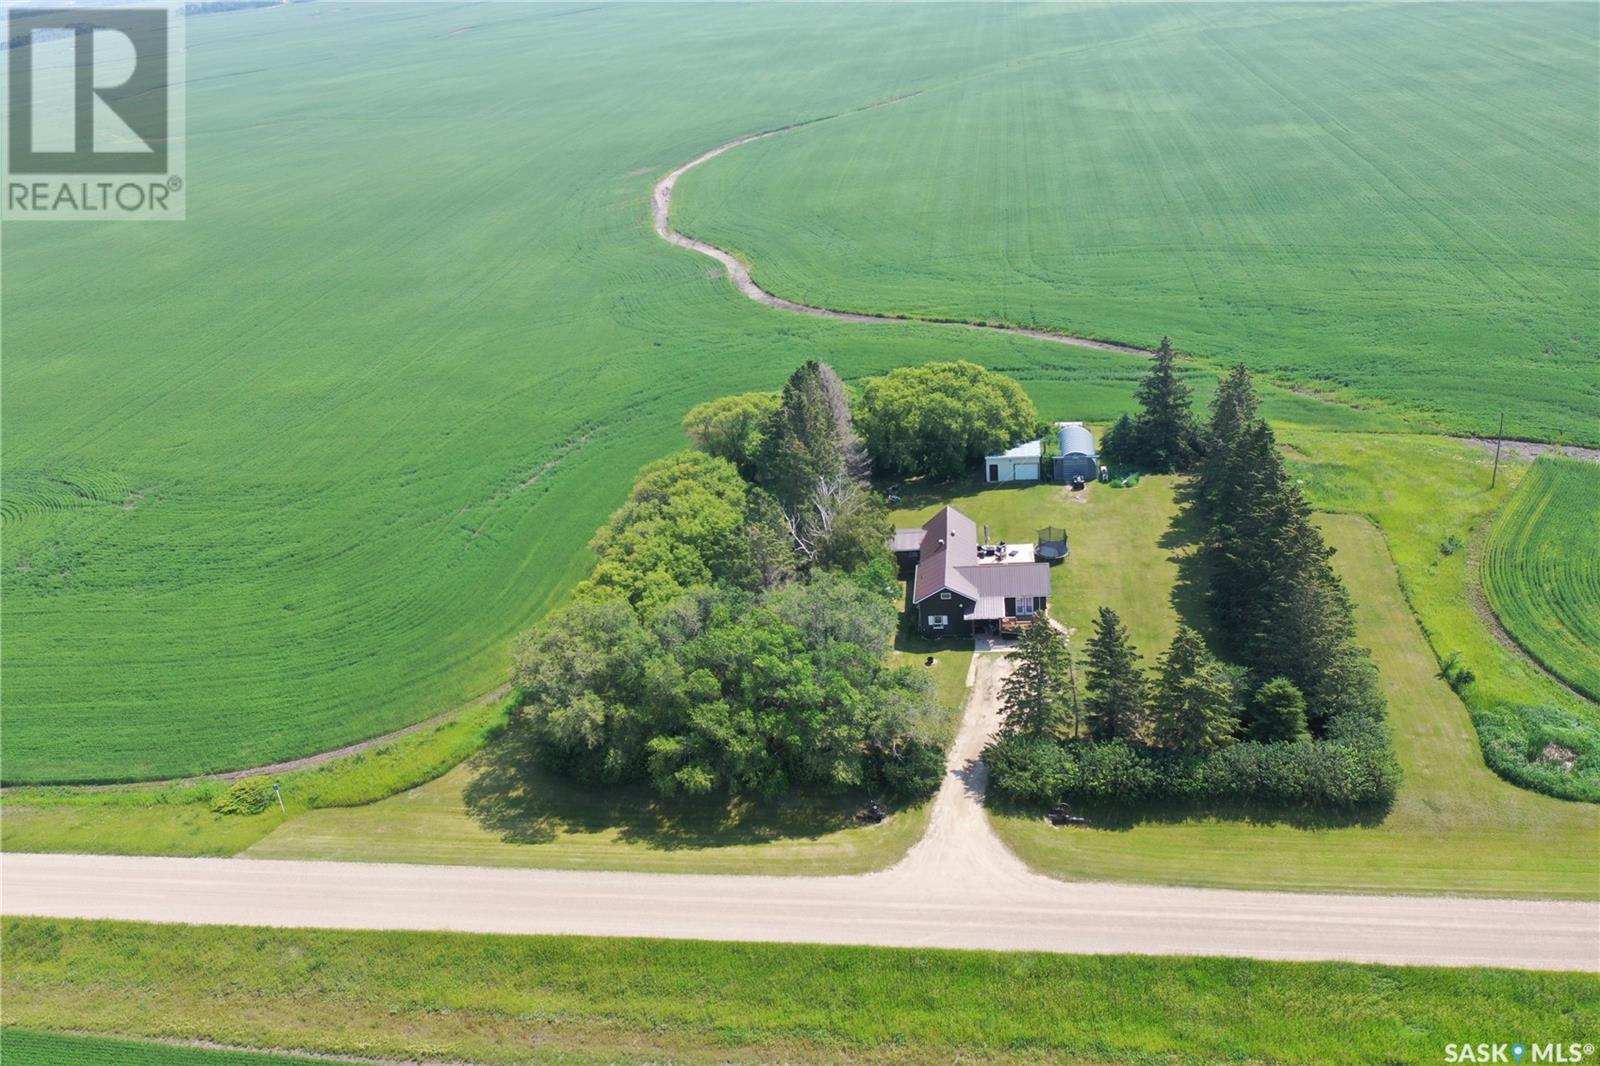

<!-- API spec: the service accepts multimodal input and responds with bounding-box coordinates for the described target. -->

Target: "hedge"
[985,733,1400,811]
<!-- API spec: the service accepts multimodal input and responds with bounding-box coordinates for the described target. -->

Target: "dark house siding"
[916,591,974,636]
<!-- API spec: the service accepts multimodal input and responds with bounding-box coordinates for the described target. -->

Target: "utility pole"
[1490,410,1505,490]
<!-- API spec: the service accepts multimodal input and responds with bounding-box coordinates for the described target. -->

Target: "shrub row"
[986,731,1400,811]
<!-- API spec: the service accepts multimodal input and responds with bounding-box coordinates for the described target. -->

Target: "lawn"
[991,509,1600,899]
[5,919,1595,1065]
[7,3,1594,786]
[242,745,931,876]
[892,468,1194,657]
[1483,457,1600,702]
[674,2,1600,445]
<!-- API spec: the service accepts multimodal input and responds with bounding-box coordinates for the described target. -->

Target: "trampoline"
[1036,526,1069,561]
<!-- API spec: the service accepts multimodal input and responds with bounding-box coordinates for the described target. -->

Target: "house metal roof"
[891,528,924,553]
[910,506,1052,608]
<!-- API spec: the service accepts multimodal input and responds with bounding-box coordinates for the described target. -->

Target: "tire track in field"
[651,104,1153,359]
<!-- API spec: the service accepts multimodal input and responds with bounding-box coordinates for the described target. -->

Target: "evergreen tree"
[1131,336,1202,472]
[999,613,1071,738]
[1150,626,1239,751]
[758,360,861,510]
[1199,363,1259,516]
[1082,606,1146,742]
[1099,413,1138,467]
[1246,677,1310,742]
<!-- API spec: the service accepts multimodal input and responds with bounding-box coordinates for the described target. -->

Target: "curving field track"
[1483,457,1600,702]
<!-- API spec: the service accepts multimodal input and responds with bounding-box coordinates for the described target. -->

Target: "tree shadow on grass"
[1159,478,1219,648]
[987,793,1393,832]
[460,734,877,852]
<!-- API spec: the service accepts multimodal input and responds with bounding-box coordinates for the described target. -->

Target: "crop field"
[674,2,1600,444]
[3,3,1595,787]
[1483,457,1600,702]
[0,4,1186,783]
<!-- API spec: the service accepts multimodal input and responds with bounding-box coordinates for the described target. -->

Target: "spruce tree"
[1131,337,1202,472]
[1246,677,1310,742]
[1199,363,1259,517]
[1082,606,1146,742]
[1100,413,1138,468]
[999,613,1071,738]
[1150,626,1239,751]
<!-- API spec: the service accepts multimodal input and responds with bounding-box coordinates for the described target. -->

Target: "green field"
[5,3,1596,785]
[5,919,1596,1065]
[2,1031,322,1066]
[675,2,1600,444]
[1483,457,1600,702]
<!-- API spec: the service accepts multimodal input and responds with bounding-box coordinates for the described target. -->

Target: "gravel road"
[5,651,1596,972]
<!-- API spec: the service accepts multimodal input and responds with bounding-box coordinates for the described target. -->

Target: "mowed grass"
[5,919,1596,1066]
[242,748,932,875]
[674,2,1600,444]
[3,3,1211,784]
[1483,457,1600,702]
[991,505,1600,899]
[1288,432,1600,801]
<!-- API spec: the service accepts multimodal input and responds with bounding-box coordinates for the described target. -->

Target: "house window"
[928,615,948,628]
[940,591,951,600]
[1015,599,1035,617]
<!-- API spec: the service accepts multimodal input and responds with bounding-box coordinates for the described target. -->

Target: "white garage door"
[1013,462,1039,480]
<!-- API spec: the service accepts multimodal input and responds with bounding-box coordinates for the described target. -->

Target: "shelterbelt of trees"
[988,347,1401,811]
[513,360,1039,801]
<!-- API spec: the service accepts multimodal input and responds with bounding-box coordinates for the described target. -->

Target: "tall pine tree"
[1130,336,1203,472]
[1083,606,1146,742]
[1199,362,1259,517]
[998,614,1071,739]
[1150,626,1239,752]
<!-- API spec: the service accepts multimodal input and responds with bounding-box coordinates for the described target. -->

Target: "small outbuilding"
[985,439,1043,483]
[1051,422,1098,482]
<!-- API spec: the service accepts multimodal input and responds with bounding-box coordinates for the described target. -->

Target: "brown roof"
[891,528,925,553]
[910,506,1051,609]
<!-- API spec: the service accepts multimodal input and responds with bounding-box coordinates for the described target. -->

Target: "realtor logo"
[3,4,185,219]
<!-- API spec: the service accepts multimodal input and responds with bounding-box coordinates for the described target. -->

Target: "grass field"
[1483,457,1600,702]
[1288,433,1600,802]
[915,470,1600,889]
[675,2,1600,445]
[2,1031,322,1066]
[5,919,1596,1065]
[5,3,1594,785]
[242,749,933,875]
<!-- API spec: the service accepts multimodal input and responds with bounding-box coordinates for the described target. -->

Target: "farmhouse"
[1052,421,1098,482]
[893,506,1052,636]
[984,439,1043,483]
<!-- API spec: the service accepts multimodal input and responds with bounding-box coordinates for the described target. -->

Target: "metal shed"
[985,438,1044,483]
[1052,422,1098,482]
